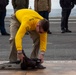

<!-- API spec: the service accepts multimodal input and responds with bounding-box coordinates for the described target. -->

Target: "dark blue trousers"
[38,11,49,20]
[61,8,71,30]
[0,11,7,34]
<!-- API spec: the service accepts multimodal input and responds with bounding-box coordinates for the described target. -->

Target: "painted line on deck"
[1,61,76,64]
[49,22,76,24]
[49,19,76,20]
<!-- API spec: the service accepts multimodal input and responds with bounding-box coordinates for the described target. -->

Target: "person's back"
[60,0,74,9]
[34,0,51,12]
[15,9,43,22]
[12,0,29,12]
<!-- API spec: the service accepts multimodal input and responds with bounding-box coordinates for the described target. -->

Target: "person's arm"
[12,0,16,9]
[40,33,47,52]
[39,33,47,63]
[25,0,29,8]
[15,22,27,51]
[15,21,29,61]
[17,50,24,61]
[48,0,51,12]
[74,0,76,4]
[34,0,38,11]
[5,0,9,6]
[7,0,9,5]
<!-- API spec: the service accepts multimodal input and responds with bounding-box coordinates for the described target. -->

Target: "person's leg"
[29,31,40,58]
[44,11,51,34]
[29,31,46,69]
[9,14,20,62]
[0,11,8,35]
[0,12,2,33]
[44,11,49,20]
[61,8,67,33]
[38,11,44,17]
[65,9,71,31]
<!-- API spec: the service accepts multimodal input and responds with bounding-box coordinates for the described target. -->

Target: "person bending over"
[9,9,49,68]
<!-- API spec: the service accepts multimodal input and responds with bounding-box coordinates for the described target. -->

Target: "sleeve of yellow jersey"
[40,32,47,52]
[15,21,28,51]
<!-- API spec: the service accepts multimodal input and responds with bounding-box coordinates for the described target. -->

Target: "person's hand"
[47,6,50,12]
[39,53,44,63]
[17,51,24,62]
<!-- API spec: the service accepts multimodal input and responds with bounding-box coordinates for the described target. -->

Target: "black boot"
[47,30,52,34]
[2,32,10,36]
[66,29,72,33]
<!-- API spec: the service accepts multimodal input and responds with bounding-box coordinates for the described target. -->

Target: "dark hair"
[40,19,49,32]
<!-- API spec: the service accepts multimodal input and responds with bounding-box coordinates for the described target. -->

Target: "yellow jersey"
[15,9,47,52]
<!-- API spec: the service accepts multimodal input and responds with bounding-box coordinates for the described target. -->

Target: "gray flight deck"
[0,17,76,75]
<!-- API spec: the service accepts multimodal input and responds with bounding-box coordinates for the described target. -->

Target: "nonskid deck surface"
[0,61,76,75]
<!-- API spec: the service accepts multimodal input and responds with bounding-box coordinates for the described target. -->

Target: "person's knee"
[9,38,15,44]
